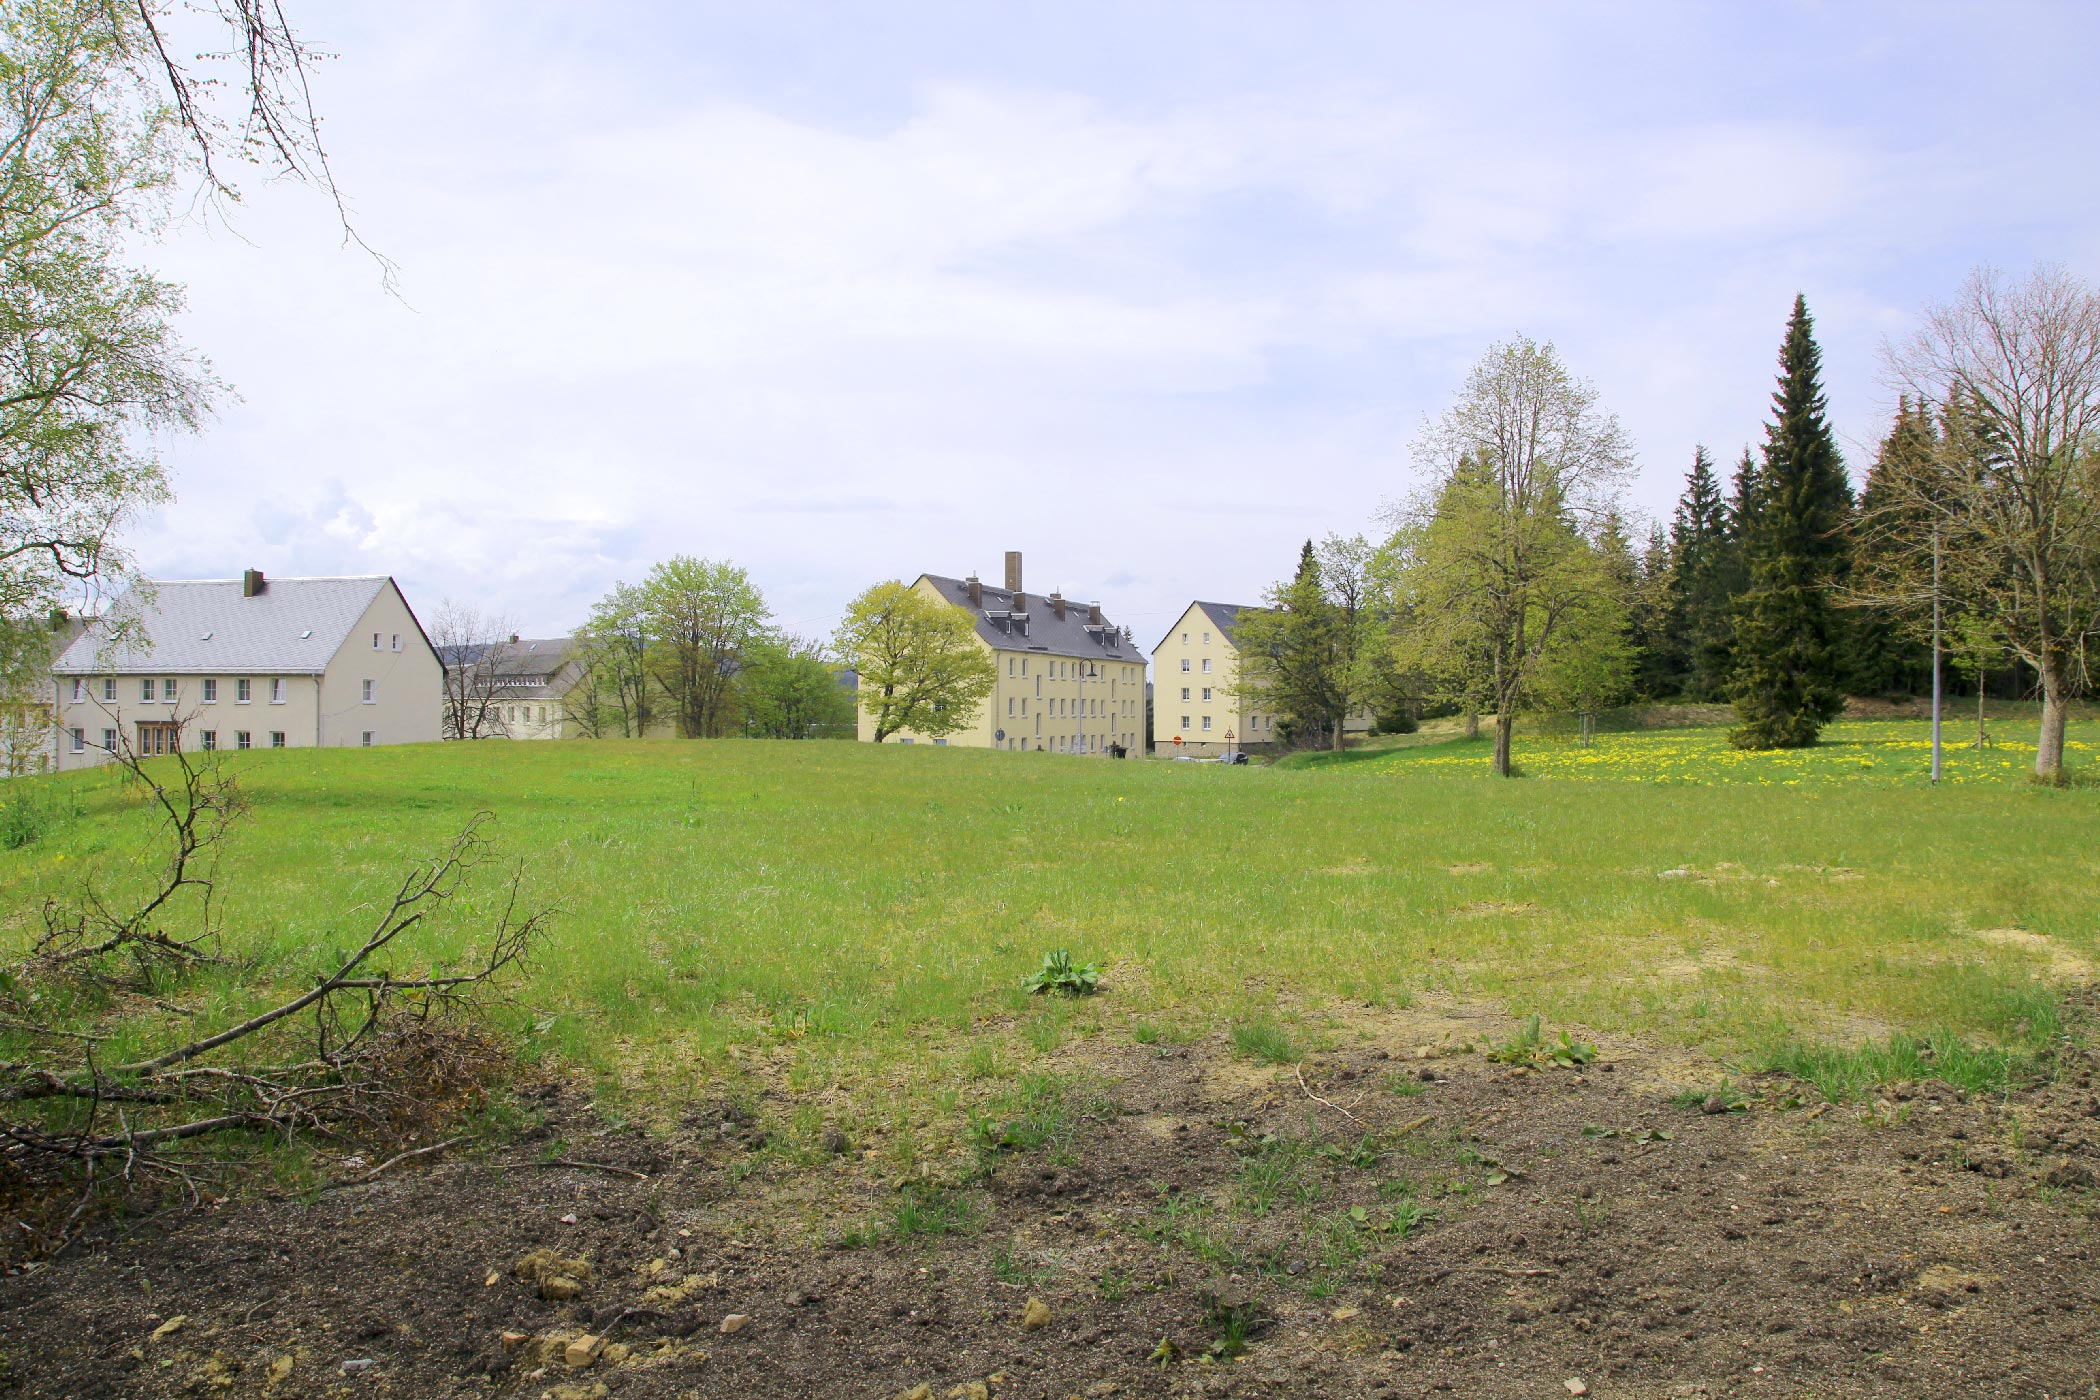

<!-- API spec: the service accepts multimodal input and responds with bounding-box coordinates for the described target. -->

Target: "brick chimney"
[966,574,982,606]
[1087,601,1102,625]
[242,568,266,598]
[1051,591,1065,621]
[1004,550,1023,593]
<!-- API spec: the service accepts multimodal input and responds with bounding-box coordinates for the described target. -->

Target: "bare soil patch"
[2,1001,2097,1400]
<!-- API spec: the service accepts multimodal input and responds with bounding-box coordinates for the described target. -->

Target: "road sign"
[1172,735,1183,747]
[1224,729,1235,742]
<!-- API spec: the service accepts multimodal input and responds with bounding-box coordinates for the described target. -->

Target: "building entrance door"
[135,721,179,756]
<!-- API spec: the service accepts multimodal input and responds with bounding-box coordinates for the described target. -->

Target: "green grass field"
[1279,718,2093,786]
[2,720,2092,1147]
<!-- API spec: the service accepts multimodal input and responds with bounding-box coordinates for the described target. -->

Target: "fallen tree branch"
[3,798,551,1254]
[505,1157,650,1181]
[1295,1062,1366,1125]
[321,1137,461,1191]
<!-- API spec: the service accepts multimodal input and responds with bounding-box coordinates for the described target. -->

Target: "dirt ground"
[2,996,2096,1400]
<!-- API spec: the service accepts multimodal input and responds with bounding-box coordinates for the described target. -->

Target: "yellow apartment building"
[1151,599,1378,756]
[860,552,1146,755]
[1149,601,1280,756]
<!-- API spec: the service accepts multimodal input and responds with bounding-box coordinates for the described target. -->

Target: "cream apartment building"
[1150,601,1282,756]
[50,571,443,768]
[861,552,1145,754]
[441,636,607,740]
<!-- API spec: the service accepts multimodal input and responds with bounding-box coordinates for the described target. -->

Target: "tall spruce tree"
[1729,295,1854,748]
[1845,397,1937,697]
[1659,446,1737,699]
[1630,523,1678,699]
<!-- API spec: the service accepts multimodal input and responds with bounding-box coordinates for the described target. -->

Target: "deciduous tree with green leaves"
[575,582,657,738]
[738,633,855,739]
[642,557,770,739]
[1389,337,1633,776]
[833,581,996,743]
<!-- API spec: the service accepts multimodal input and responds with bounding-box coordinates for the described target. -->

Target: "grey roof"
[52,576,395,674]
[918,575,1146,664]
[1154,600,1263,654]
[441,637,582,698]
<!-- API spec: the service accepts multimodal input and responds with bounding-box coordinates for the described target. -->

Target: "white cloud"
[121,2,2100,637]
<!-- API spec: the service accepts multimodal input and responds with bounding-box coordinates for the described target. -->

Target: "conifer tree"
[1845,398,1936,697]
[1658,446,1737,698]
[1729,296,1854,748]
[1235,540,1349,749]
[1630,523,1678,699]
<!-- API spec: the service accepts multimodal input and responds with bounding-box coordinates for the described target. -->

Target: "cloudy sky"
[131,1,2100,645]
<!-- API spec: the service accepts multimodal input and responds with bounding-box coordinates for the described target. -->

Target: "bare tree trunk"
[1332,710,1345,752]
[1493,712,1514,776]
[2036,657,2070,780]
[1464,711,1480,740]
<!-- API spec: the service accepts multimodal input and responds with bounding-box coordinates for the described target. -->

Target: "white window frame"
[236,679,251,704]
[1202,715,1213,731]
[1202,658,1212,674]
[362,679,376,704]
[269,678,285,704]
[140,678,155,703]
[360,730,375,747]
[100,727,116,750]
[200,730,216,751]
[69,727,84,753]
[269,730,286,748]
[101,677,115,702]
[162,678,177,702]
[1180,658,1191,673]
[202,678,217,703]
[69,678,83,702]
[236,731,251,750]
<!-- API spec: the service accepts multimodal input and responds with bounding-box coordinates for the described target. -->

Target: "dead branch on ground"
[2,767,549,1254]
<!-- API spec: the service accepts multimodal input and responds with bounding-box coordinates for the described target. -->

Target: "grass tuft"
[1759,1027,2046,1101]
[1231,1016,1299,1066]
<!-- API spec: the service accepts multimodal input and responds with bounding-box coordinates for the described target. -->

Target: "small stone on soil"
[1021,1297,1052,1331]
[718,1313,749,1334]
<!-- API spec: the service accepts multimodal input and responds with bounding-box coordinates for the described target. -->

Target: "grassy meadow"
[1,720,2093,1156]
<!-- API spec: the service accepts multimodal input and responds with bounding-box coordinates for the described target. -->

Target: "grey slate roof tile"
[52,576,393,674]
[919,574,1146,665]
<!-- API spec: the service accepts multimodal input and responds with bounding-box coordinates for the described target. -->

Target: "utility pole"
[1930,523,1942,785]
